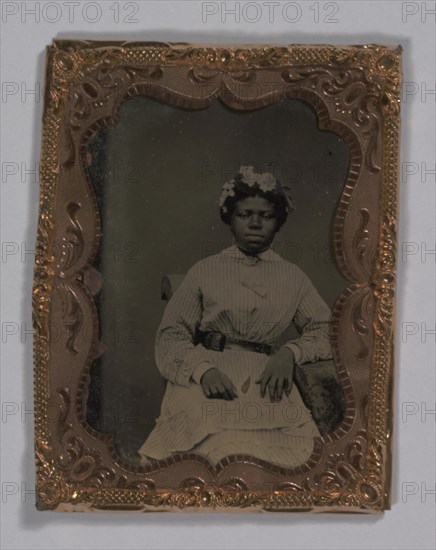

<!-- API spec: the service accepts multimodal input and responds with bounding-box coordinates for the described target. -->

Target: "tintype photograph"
[33,40,402,513]
[87,98,348,468]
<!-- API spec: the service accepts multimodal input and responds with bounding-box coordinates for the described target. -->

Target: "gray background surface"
[1,1,435,549]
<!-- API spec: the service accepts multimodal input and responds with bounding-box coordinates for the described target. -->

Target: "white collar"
[221,243,283,263]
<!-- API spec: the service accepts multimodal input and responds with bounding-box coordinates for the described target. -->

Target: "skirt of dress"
[138,348,320,469]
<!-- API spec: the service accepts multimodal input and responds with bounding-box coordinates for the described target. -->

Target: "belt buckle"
[209,332,226,352]
[254,343,271,355]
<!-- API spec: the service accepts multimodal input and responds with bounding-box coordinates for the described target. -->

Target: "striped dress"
[137,244,333,468]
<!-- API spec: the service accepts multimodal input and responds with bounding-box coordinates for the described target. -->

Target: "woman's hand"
[200,368,238,400]
[255,347,296,402]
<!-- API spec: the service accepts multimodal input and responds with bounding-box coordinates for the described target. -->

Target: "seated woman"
[138,165,333,469]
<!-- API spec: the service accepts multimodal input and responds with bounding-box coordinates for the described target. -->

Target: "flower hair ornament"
[219,165,296,214]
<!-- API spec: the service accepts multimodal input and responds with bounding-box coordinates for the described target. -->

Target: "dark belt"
[195,328,273,356]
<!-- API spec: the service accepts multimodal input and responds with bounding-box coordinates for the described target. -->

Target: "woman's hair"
[219,170,291,231]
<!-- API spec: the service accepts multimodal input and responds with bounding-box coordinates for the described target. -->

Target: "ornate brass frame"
[33,40,402,513]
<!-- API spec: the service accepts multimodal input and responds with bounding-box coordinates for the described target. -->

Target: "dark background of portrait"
[86,97,350,462]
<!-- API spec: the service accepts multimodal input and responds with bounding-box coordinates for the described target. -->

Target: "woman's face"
[230,195,278,254]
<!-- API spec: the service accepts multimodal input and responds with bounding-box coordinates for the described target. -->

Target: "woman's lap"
[138,350,320,467]
[190,427,316,468]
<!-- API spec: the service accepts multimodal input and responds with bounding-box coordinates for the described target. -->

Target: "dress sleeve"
[155,263,215,387]
[281,273,333,365]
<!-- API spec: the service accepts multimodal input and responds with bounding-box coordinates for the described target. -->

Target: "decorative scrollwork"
[56,428,115,486]
[59,202,84,274]
[372,215,397,338]
[282,67,382,173]
[353,208,371,271]
[57,281,83,356]
[33,41,401,512]
[352,289,374,360]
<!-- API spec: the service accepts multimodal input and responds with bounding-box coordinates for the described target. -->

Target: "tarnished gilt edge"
[51,39,400,52]
[32,42,402,512]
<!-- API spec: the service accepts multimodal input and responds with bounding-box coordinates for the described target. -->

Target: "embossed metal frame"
[33,40,402,513]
